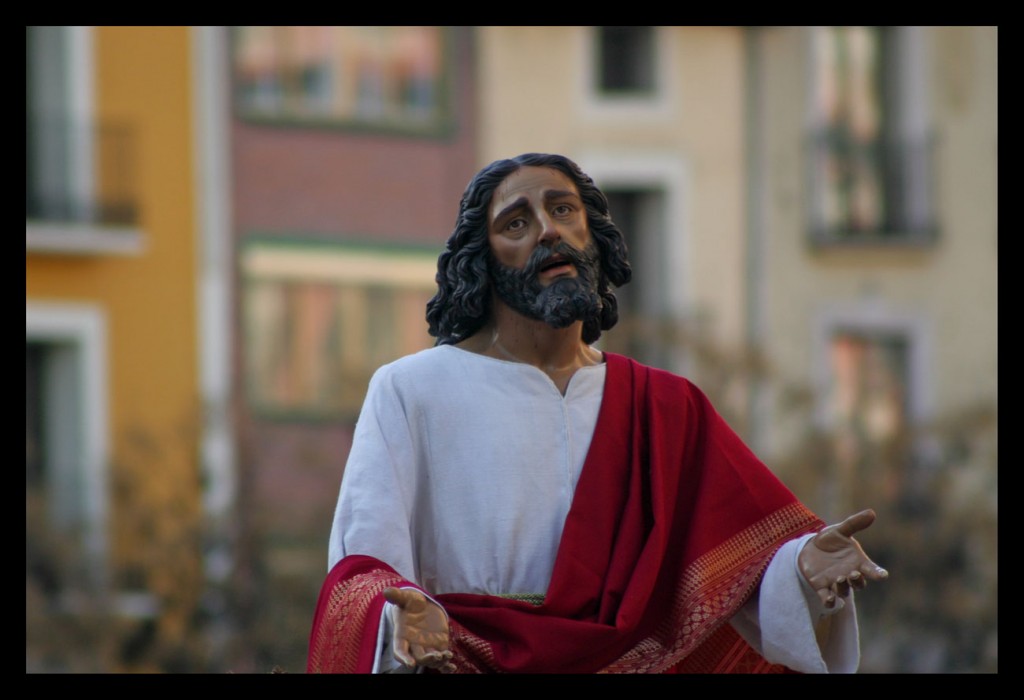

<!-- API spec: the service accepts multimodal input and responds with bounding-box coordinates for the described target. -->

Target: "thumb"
[383,587,418,609]
[835,509,877,538]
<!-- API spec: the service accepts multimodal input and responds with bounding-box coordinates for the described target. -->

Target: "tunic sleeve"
[328,364,421,582]
[730,534,861,673]
[318,365,432,673]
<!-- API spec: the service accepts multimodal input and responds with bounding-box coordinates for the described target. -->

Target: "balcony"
[806,130,938,250]
[26,118,144,256]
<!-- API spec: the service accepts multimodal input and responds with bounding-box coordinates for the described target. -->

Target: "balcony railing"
[26,117,144,255]
[806,130,938,248]
[26,117,140,227]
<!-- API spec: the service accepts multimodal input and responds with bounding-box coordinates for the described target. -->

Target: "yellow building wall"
[25,26,201,646]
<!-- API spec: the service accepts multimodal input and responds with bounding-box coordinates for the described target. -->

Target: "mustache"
[487,239,603,330]
[518,241,599,280]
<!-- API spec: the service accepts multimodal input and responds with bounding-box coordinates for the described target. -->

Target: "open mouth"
[539,256,573,275]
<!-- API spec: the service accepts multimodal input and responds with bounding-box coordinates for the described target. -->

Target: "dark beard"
[488,241,603,330]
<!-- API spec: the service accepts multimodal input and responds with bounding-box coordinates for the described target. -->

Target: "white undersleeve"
[730,534,860,673]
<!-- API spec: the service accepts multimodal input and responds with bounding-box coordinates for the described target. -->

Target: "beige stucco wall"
[477,25,996,459]
[476,26,749,350]
[927,26,998,411]
[755,26,997,457]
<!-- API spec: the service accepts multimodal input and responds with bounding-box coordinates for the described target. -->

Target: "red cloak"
[308,353,823,673]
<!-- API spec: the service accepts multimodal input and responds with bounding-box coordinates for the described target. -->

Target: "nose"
[538,213,560,247]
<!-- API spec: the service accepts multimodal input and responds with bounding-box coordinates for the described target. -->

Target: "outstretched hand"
[383,587,455,672]
[798,509,889,610]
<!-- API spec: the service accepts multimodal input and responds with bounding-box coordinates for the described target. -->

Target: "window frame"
[594,26,657,97]
[579,26,675,121]
[811,302,933,434]
[239,237,440,421]
[804,26,938,249]
[26,26,145,255]
[229,26,457,138]
[26,301,110,591]
[574,152,691,374]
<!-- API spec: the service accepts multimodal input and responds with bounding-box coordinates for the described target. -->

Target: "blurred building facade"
[475,25,996,459]
[476,26,750,372]
[26,26,233,671]
[223,26,480,671]
[27,26,996,674]
[744,26,996,465]
[476,26,997,672]
[744,26,997,672]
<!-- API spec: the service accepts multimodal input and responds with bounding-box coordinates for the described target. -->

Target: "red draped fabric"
[308,353,823,673]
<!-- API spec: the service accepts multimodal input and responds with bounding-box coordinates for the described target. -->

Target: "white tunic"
[329,345,859,673]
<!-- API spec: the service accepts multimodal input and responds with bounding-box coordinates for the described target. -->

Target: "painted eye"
[505,218,527,233]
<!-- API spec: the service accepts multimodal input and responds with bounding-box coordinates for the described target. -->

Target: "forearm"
[732,535,861,673]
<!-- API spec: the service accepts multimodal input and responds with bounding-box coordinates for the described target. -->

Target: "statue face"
[486,166,592,282]
[486,166,602,330]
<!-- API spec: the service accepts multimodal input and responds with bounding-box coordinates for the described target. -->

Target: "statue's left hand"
[798,509,889,610]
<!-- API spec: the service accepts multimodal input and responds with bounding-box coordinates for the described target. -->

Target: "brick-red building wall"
[227,27,479,671]
[232,30,478,245]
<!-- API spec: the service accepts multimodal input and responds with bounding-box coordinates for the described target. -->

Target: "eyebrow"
[491,189,581,225]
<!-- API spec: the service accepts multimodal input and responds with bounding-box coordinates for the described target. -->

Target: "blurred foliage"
[774,401,997,673]
[632,317,998,674]
[27,428,213,673]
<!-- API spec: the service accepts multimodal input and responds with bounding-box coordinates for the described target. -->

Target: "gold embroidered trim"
[308,568,404,673]
[446,502,819,674]
[496,593,545,606]
[600,501,821,673]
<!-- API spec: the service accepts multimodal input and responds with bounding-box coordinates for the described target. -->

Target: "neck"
[460,299,602,392]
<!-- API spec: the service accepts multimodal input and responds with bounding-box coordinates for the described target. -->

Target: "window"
[603,188,672,369]
[26,27,143,256]
[26,303,110,595]
[828,329,910,445]
[807,26,935,245]
[241,240,438,419]
[26,26,139,228]
[595,27,656,96]
[27,26,92,224]
[231,26,451,134]
[577,153,689,375]
[811,303,933,520]
[26,343,47,492]
[823,329,912,514]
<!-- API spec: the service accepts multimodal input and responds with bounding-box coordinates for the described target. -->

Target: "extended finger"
[392,638,416,668]
[835,509,876,538]
[414,647,451,668]
[412,647,436,664]
[859,560,889,581]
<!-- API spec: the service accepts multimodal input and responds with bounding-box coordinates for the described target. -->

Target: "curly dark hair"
[426,153,632,346]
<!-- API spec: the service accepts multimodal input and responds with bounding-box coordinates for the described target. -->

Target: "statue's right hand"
[383,587,454,671]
